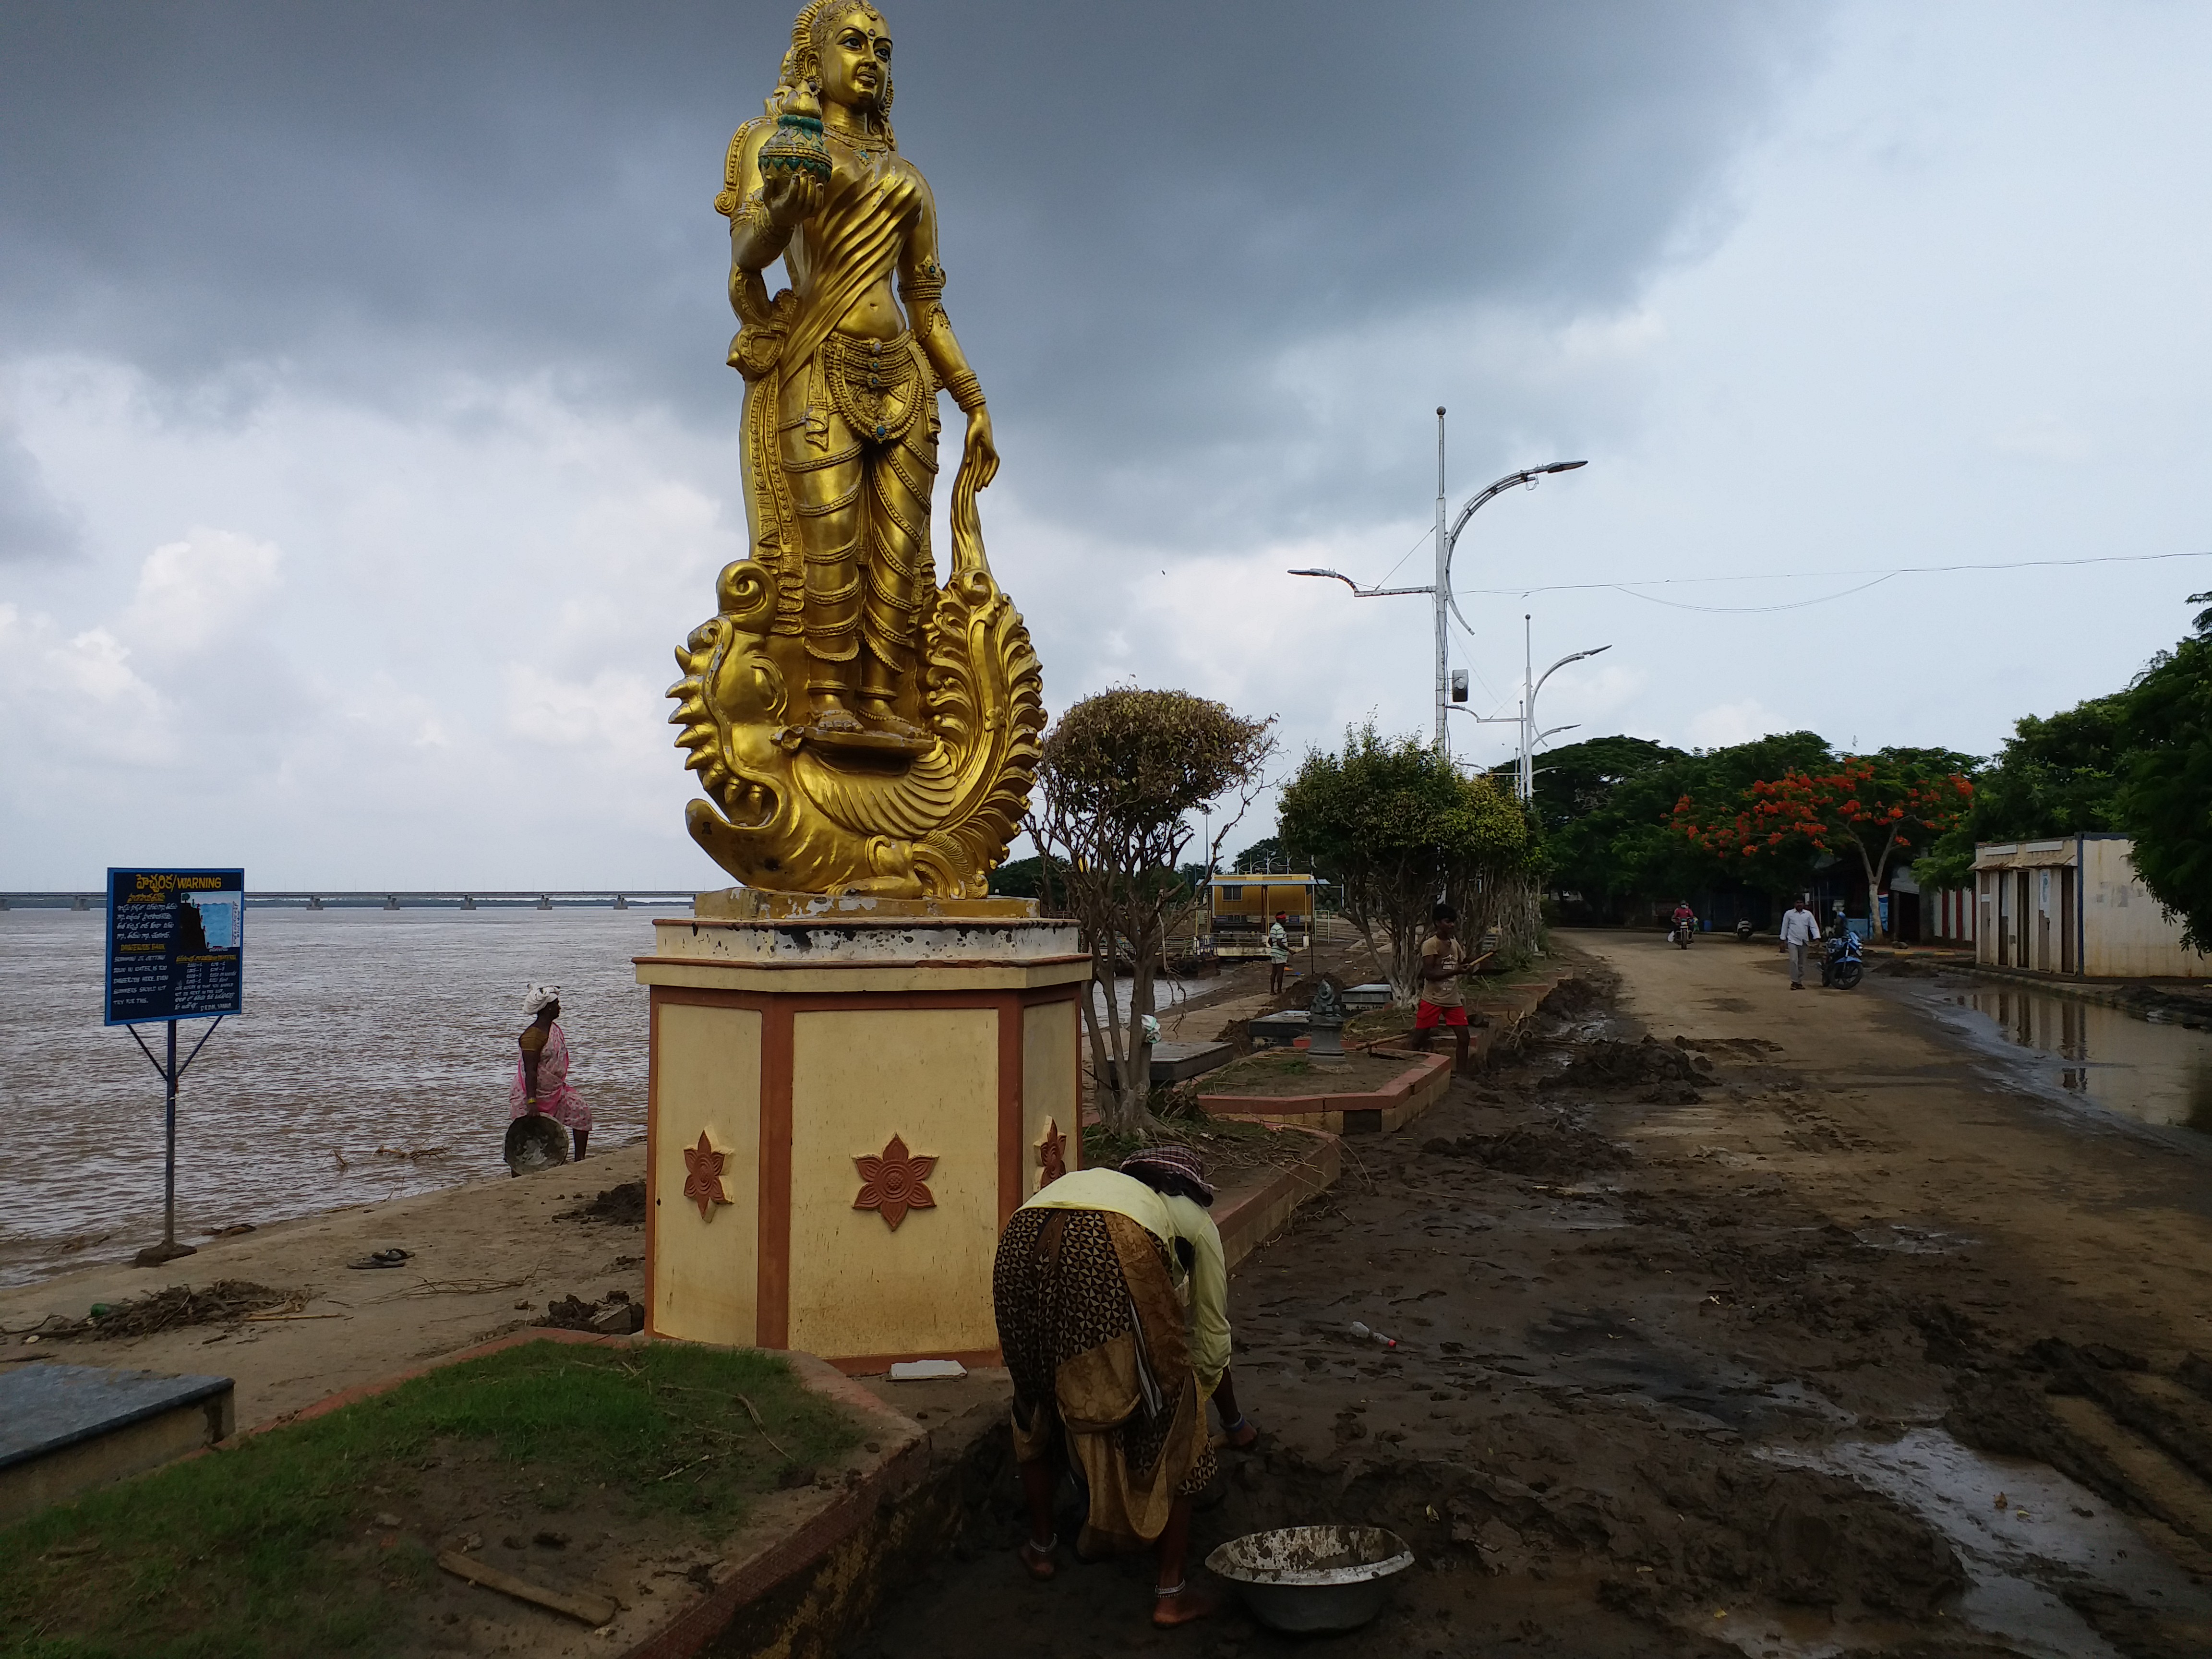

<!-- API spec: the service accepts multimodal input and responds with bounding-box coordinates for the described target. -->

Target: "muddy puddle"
[1915,979,2212,1134]
[1761,1427,2212,1659]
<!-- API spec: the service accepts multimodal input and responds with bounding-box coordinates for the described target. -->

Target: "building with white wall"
[1972,835,2208,979]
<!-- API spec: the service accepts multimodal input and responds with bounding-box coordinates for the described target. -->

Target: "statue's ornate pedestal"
[635,891,1088,1370]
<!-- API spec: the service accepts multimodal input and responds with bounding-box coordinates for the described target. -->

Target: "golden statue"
[669,0,1042,897]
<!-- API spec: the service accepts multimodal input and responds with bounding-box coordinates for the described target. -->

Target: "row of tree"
[1530,733,1974,938]
[1535,590,2212,950]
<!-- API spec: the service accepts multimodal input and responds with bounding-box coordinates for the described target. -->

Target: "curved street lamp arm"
[1439,461,1587,633]
[1287,567,1361,594]
[1531,643,1611,700]
[1289,567,1434,600]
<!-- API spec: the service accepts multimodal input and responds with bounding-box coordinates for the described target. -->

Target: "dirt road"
[847,931,2212,1659]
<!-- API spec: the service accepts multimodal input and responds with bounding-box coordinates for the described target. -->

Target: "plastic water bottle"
[1348,1321,1398,1349]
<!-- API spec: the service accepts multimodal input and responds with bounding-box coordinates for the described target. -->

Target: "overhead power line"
[1454,547,2212,610]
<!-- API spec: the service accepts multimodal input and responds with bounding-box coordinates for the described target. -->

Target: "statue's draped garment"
[727,117,943,718]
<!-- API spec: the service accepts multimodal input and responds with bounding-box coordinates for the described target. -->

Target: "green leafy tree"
[1916,697,2122,890]
[1025,688,1275,1132]
[1278,724,1534,1003]
[988,853,1069,908]
[2115,594,2212,950]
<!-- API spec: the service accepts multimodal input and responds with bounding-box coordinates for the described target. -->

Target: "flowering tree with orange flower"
[1671,749,1974,941]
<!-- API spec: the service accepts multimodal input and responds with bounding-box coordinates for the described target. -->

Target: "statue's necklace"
[825,122,890,156]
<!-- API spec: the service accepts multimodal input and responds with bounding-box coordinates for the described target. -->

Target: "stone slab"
[0,1362,234,1527]
[0,1362,233,1470]
[1104,1040,1234,1087]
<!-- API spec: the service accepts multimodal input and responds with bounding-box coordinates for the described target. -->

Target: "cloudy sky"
[3,1,2208,889]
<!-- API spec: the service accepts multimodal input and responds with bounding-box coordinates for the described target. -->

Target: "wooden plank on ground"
[436,1550,618,1627]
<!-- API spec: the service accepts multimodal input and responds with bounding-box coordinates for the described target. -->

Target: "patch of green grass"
[1,1341,859,1659]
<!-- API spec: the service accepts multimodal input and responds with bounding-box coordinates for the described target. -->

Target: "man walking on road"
[1778,898,1822,991]
[1267,912,1291,996]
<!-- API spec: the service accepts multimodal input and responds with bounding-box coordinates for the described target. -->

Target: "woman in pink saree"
[514,984,591,1159]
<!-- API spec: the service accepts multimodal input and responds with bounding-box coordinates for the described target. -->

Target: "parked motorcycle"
[1735,920,1755,943]
[1820,929,1864,990]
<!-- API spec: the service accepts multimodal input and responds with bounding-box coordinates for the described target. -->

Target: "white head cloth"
[522,983,562,1014]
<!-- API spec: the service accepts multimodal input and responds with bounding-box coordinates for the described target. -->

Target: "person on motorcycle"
[1670,900,1696,944]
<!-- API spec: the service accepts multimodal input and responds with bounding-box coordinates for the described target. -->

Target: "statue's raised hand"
[763,171,820,229]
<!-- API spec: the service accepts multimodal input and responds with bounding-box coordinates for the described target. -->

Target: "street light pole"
[1289,412,1585,759]
[1432,408,1449,752]
[1516,623,1612,802]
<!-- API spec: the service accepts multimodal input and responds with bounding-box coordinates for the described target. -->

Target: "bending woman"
[991,1144,1257,1628]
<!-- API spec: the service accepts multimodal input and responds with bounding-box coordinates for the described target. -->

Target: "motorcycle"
[1669,914,1695,950]
[1820,929,1864,990]
[1735,919,1755,943]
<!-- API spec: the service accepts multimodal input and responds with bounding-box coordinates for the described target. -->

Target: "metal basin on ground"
[503,1114,569,1175]
[1205,1524,1414,1632]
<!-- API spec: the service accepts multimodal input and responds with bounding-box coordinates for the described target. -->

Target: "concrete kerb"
[1211,1126,1343,1270]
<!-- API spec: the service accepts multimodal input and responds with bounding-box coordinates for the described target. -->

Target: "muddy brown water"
[1917,977,2212,1135]
[0,907,658,1286]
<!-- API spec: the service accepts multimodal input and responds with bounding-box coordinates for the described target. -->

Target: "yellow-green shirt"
[1020,1166,1230,1395]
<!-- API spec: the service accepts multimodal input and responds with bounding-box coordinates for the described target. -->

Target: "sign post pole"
[162,1018,180,1256]
[106,867,244,1268]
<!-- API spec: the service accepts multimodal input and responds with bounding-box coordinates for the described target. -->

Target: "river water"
[0,907,662,1288]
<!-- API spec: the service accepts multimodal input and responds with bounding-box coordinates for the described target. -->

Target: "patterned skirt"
[993,1206,1217,1551]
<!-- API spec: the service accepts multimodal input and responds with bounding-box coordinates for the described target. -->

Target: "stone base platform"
[637,892,1092,1370]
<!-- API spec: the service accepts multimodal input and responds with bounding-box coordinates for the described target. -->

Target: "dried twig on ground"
[735,1393,795,1462]
[48,1280,306,1341]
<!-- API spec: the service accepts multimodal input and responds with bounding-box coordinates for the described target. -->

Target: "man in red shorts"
[1411,902,1471,1074]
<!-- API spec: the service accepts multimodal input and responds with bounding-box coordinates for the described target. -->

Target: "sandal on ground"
[1019,1535,1058,1580]
[344,1248,412,1270]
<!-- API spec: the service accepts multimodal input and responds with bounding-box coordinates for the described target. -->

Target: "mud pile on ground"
[558,1180,646,1225]
[537,1288,644,1334]
[1424,1120,1633,1181]
[48,1279,304,1340]
[1540,1035,1709,1097]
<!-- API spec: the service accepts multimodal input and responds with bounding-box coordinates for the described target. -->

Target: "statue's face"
[817,8,890,111]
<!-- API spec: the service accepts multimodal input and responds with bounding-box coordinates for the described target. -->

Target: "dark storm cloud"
[0,2,1815,542]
